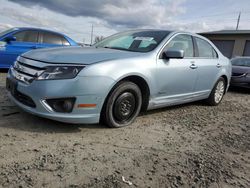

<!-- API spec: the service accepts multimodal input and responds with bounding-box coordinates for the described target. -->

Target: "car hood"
[22,46,145,65]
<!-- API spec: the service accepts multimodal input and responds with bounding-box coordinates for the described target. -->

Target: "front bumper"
[7,68,114,124]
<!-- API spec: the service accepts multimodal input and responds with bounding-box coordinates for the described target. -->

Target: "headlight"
[37,66,84,80]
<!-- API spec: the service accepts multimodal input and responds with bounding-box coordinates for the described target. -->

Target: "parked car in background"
[0,27,78,68]
[6,29,231,128]
[231,57,250,88]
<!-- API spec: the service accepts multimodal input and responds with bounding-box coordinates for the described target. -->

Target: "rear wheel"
[206,77,226,106]
[102,82,142,128]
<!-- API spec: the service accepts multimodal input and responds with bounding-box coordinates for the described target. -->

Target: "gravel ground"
[0,72,249,188]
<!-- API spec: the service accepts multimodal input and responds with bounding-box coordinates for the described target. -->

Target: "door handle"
[190,63,198,69]
[31,46,37,49]
[216,63,222,68]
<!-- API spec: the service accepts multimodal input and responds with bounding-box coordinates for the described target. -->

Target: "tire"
[206,77,226,106]
[101,81,142,128]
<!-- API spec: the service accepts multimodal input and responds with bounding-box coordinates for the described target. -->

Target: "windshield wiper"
[103,46,133,52]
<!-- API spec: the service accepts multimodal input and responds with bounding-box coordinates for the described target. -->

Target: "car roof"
[121,29,204,38]
[125,29,173,32]
[12,27,66,36]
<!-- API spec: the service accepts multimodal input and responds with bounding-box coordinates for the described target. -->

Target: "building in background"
[200,30,250,58]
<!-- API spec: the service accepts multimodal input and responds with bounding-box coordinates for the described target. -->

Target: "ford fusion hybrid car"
[6,30,232,128]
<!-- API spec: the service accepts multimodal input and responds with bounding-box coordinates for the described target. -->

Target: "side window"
[195,37,218,58]
[41,32,63,45]
[164,34,194,57]
[13,30,39,42]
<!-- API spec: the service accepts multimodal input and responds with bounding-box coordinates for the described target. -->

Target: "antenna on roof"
[236,12,241,30]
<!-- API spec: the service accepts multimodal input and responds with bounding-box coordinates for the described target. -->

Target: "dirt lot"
[0,72,249,188]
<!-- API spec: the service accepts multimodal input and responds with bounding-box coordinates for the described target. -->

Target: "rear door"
[193,37,221,93]
[0,30,39,68]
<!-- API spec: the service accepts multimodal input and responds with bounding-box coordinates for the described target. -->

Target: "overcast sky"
[0,0,250,43]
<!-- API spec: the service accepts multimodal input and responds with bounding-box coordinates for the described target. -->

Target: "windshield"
[0,28,16,37]
[231,58,250,67]
[94,30,170,52]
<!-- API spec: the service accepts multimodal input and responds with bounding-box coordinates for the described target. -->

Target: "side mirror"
[5,36,16,43]
[162,50,184,59]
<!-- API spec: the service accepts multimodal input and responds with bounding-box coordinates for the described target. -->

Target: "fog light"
[46,98,76,113]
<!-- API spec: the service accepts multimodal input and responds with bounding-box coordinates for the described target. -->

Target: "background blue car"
[0,27,78,68]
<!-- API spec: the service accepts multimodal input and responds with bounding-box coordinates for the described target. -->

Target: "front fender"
[78,57,158,96]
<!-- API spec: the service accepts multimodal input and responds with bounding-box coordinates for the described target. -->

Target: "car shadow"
[0,68,8,73]
[228,86,250,94]
[0,107,106,134]
[0,86,208,133]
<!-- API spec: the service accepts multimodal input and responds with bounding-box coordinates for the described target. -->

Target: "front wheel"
[101,82,142,128]
[206,77,226,106]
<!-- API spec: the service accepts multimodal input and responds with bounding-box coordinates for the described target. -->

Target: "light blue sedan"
[6,30,231,127]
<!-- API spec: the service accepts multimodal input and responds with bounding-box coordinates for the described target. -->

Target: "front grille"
[6,78,36,108]
[12,60,45,84]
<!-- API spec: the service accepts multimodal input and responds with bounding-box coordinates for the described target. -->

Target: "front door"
[155,34,198,106]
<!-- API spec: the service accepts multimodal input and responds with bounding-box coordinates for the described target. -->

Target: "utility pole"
[236,12,241,30]
[90,24,93,45]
